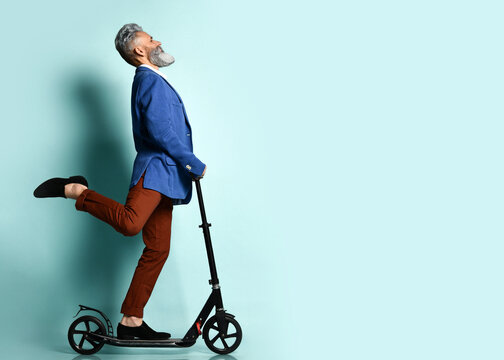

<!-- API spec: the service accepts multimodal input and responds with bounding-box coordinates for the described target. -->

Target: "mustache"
[152,46,164,55]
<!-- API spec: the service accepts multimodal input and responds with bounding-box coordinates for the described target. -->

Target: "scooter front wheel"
[203,314,242,354]
[68,315,106,355]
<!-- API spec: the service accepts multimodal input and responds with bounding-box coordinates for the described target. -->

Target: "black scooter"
[67,178,242,355]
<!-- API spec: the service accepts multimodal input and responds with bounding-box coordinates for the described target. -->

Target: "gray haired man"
[34,23,206,340]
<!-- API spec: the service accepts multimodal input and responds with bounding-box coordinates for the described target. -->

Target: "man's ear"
[133,46,145,57]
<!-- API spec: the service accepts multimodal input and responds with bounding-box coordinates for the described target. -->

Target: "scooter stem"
[193,178,220,287]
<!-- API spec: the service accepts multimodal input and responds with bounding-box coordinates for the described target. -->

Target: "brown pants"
[75,175,173,318]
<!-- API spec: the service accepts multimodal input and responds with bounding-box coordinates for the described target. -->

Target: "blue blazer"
[130,66,206,205]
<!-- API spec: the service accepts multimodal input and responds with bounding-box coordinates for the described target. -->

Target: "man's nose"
[154,40,162,46]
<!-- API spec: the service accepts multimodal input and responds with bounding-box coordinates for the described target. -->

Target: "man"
[34,23,206,340]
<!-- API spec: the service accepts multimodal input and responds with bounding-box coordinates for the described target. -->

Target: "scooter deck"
[89,334,195,348]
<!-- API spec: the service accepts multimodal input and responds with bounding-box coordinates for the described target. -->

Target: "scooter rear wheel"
[68,315,106,355]
[203,314,242,354]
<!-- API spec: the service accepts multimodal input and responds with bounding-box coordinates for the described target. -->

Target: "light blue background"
[1,0,503,359]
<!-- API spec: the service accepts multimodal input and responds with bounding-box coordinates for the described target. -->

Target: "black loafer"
[33,175,88,198]
[117,322,171,340]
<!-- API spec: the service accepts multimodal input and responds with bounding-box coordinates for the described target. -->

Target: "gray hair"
[115,23,143,66]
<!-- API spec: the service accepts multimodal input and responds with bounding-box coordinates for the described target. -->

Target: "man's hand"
[192,165,206,181]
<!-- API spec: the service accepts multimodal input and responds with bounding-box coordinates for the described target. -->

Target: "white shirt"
[138,64,168,81]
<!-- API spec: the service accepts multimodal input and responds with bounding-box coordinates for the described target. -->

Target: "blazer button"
[187,133,191,136]
[186,165,192,171]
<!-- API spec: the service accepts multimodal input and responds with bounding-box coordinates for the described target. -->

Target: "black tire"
[68,315,106,355]
[203,314,242,354]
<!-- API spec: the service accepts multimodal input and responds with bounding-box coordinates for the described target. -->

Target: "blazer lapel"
[135,66,192,132]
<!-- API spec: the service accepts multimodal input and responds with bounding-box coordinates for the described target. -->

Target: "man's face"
[134,31,175,68]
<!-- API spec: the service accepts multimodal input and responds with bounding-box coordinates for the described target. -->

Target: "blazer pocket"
[165,156,177,166]
[170,101,184,117]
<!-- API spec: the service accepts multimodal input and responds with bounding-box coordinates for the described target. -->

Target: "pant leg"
[121,196,173,317]
[75,176,162,236]
[74,175,173,317]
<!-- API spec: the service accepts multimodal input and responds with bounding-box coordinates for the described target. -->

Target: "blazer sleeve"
[137,74,206,176]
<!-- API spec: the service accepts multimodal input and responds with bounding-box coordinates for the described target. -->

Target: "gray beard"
[149,46,175,67]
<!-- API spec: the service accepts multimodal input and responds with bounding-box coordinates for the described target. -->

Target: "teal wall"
[1,1,503,359]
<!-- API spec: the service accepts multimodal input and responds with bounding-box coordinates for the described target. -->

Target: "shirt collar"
[138,64,168,81]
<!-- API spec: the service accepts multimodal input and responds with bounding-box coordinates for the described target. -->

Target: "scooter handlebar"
[192,165,206,181]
